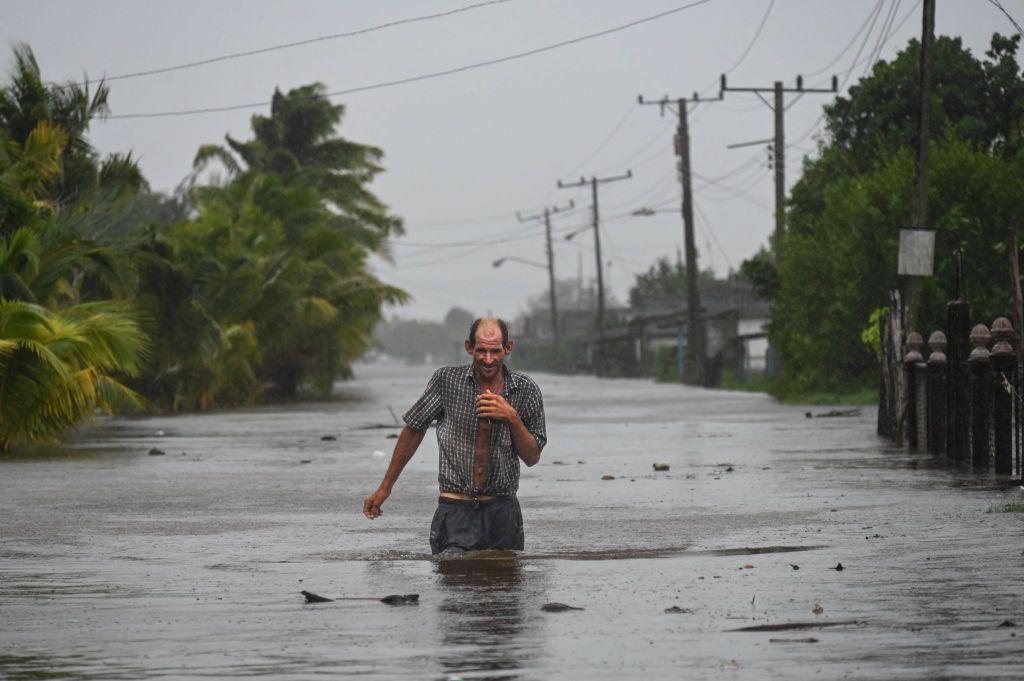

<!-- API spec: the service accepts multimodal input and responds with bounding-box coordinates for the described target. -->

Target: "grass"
[986,501,1024,513]
[717,369,879,406]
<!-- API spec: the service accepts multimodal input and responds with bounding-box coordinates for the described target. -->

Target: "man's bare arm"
[507,412,541,467]
[476,392,541,467]
[363,425,427,519]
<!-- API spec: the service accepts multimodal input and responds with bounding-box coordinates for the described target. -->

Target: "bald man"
[363,318,547,554]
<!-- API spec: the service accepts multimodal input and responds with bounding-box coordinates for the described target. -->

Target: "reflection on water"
[434,555,543,681]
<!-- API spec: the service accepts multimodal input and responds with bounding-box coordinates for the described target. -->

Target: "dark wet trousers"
[429,496,524,555]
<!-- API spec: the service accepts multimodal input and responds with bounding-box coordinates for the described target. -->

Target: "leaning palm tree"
[193,83,403,253]
[0,299,146,450]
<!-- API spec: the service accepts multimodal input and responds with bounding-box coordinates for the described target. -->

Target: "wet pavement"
[1,361,1023,680]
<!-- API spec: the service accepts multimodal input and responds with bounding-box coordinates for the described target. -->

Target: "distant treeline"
[0,44,405,450]
[373,307,475,365]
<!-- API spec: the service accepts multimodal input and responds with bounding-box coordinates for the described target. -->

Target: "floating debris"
[831,562,845,571]
[998,620,1017,628]
[652,462,670,471]
[148,448,166,456]
[601,475,615,481]
[790,564,800,570]
[299,459,312,464]
[664,606,692,614]
[805,409,862,418]
[730,621,858,632]
[769,637,818,644]
[542,602,584,612]
[812,603,824,616]
[320,435,337,441]
[381,594,419,605]
[301,590,334,603]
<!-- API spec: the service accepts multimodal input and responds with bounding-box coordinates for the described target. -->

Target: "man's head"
[465,317,513,380]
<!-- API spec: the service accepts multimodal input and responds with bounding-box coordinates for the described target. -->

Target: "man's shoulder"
[431,365,472,383]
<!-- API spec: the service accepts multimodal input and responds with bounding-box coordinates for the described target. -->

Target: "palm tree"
[0,299,146,450]
[193,83,403,252]
[185,85,408,398]
[0,43,145,219]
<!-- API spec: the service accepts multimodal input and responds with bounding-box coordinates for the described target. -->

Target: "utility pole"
[516,199,575,344]
[557,170,633,377]
[721,74,837,256]
[913,0,935,233]
[638,92,719,386]
[908,0,936,328]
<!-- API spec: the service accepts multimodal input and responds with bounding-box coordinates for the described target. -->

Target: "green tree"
[0,300,146,450]
[628,256,717,309]
[768,34,1024,396]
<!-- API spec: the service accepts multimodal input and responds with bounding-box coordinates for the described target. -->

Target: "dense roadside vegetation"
[0,45,404,450]
[745,33,1024,400]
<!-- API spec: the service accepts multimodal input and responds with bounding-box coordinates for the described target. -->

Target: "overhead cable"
[85,0,515,85]
[106,0,716,120]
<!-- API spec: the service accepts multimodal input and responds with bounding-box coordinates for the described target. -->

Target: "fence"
[879,291,1023,478]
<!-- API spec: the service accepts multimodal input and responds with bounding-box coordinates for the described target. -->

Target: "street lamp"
[492,256,546,269]
[631,206,680,217]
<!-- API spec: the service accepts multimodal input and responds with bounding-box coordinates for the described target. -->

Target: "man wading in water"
[362,318,547,554]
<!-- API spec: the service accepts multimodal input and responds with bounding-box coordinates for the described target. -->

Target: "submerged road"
[1,361,1022,680]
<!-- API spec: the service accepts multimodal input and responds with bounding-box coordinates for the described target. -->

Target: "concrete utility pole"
[516,200,575,344]
[638,93,720,386]
[720,74,837,255]
[557,170,633,377]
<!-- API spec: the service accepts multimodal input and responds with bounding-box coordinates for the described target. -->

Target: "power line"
[84,0,514,85]
[805,0,884,77]
[788,0,920,148]
[988,0,1024,36]
[106,0,716,120]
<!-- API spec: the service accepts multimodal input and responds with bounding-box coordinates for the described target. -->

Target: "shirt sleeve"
[403,369,444,430]
[519,380,547,451]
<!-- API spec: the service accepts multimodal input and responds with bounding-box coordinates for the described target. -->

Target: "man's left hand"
[476,391,518,422]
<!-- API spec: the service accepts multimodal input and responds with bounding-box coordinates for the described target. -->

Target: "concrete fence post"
[947,299,971,463]
[968,324,992,469]
[991,317,1015,475]
[904,332,925,450]
[927,331,948,456]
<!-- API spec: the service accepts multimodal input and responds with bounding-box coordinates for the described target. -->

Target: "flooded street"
[2,361,1023,680]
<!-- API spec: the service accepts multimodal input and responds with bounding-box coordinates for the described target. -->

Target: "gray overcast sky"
[4,0,1020,321]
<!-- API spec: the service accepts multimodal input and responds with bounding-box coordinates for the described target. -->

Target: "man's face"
[465,326,511,381]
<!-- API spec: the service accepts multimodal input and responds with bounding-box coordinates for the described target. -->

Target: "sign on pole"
[898,229,935,276]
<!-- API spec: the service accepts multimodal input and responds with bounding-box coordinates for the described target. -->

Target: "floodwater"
[2,361,1023,680]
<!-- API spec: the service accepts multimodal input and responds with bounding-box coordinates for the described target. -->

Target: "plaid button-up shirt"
[403,364,547,497]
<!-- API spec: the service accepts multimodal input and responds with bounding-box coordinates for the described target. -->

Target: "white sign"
[898,229,935,276]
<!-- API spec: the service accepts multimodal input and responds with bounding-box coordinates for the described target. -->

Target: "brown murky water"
[2,361,1023,679]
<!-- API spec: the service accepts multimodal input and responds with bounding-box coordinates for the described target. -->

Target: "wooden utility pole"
[720,74,837,255]
[557,171,633,376]
[516,200,575,344]
[907,0,936,328]
[913,0,935,233]
[638,93,720,385]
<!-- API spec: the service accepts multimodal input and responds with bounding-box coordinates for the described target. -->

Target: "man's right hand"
[363,487,390,519]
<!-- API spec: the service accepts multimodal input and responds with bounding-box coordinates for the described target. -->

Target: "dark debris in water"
[730,620,860,632]
[664,606,692,614]
[542,602,584,612]
[301,590,333,603]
